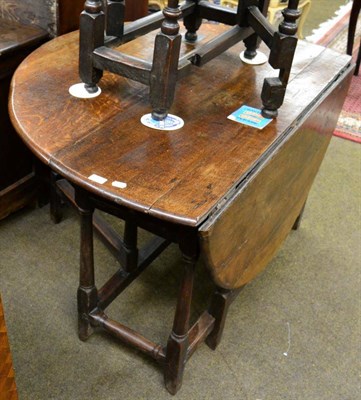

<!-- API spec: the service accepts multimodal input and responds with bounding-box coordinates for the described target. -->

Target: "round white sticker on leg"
[240,51,268,65]
[140,114,184,131]
[69,83,101,98]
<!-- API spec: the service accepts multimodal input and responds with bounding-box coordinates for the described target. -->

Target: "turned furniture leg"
[261,0,300,118]
[79,0,105,93]
[183,0,202,42]
[76,189,98,341]
[243,1,269,60]
[244,33,261,60]
[150,0,182,120]
[164,240,197,395]
[106,0,125,38]
[206,286,241,350]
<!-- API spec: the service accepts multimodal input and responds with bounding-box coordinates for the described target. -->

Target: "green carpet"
[302,0,351,38]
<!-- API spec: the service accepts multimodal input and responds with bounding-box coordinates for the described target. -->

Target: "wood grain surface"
[199,66,353,288]
[9,25,351,228]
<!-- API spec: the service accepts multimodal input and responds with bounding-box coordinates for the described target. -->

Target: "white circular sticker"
[240,50,268,65]
[69,83,102,98]
[140,113,184,131]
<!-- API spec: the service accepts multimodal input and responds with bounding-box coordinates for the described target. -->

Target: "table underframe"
[52,177,247,395]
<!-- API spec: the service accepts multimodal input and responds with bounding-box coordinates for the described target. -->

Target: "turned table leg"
[150,0,182,121]
[261,0,300,118]
[76,189,98,341]
[79,0,104,93]
[164,240,197,395]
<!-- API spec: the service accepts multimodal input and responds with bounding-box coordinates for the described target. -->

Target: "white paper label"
[88,174,107,184]
[69,83,101,99]
[112,181,127,189]
[140,113,184,131]
[240,50,268,65]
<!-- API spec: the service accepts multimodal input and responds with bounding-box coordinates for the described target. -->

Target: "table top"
[10,24,351,227]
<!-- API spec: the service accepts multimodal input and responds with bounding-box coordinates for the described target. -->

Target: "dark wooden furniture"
[347,0,360,75]
[0,295,18,400]
[0,0,94,36]
[79,0,299,120]
[124,0,149,21]
[0,0,148,37]
[0,19,48,220]
[58,0,149,35]
[9,25,353,394]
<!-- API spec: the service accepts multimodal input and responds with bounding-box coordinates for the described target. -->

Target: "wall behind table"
[0,0,57,35]
[0,0,149,36]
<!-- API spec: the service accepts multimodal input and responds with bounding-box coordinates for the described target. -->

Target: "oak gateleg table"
[9,24,353,394]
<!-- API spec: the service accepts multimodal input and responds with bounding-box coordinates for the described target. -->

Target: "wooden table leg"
[164,239,197,395]
[206,286,243,350]
[50,171,63,224]
[150,1,182,121]
[123,220,139,272]
[75,189,98,341]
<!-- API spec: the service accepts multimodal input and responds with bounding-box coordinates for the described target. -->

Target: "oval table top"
[9,24,350,227]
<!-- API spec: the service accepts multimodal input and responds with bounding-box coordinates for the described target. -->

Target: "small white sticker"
[112,181,127,189]
[140,113,184,131]
[69,83,102,99]
[88,174,107,184]
[240,50,268,65]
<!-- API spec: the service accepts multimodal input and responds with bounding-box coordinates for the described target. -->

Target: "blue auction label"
[141,113,184,131]
[228,105,272,129]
